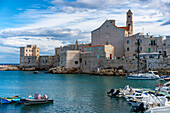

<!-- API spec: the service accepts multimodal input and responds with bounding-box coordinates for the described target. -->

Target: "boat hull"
[0,98,13,104]
[127,76,156,80]
[21,98,53,105]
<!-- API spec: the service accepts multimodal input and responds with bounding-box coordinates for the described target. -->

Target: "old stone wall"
[39,56,53,69]
[20,56,38,68]
[146,58,170,70]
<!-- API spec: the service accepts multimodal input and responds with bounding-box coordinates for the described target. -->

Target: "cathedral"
[91,9,133,58]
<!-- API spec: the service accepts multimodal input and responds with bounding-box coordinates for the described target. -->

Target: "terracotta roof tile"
[113,24,129,31]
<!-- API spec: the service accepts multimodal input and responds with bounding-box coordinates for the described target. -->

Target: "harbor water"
[0,71,161,113]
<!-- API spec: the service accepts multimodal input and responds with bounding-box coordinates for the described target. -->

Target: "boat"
[155,81,170,93]
[20,94,53,105]
[33,71,39,74]
[145,96,170,113]
[0,98,13,104]
[127,71,160,80]
[160,75,170,81]
[0,95,20,104]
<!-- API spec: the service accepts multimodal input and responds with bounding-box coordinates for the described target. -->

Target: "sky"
[0,0,170,63]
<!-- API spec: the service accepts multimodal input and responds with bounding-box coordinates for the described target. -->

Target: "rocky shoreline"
[1,65,170,76]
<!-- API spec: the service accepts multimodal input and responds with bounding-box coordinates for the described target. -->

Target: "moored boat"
[127,71,160,80]
[20,98,53,105]
[0,95,20,104]
[20,94,53,105]
[33,71,39,74]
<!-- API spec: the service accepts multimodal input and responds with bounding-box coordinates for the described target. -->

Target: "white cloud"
[0,0,170,63]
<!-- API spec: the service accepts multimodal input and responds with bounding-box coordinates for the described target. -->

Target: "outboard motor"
[107,89,115,94]
[112,89,120,96]
[133,102,145,113]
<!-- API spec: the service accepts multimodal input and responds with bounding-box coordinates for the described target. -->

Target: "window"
[79,58,82,63]
[99,47,101,50]
[97,55,99,58]
[85,61,87,65]
[140,40,142,43]
[127,47,129,51]
[159,51,161,53]
[107,25,108,27]
[128,24,130,27]
[148,48,151,52]
[151,40,156,45]
[75,61,78,64]
[128,15,130,18]
[84,48,86,51]
[110,47,112,50]
[140,47,142,51]
[127,40,129,44]
[26,49,27,52]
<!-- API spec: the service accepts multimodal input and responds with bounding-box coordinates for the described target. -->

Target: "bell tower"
[126,9,133,36]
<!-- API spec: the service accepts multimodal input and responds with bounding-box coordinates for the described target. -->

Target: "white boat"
[20,98,53,105]
[20,94,53,105]
[145,97,170,113]
[155,81,170,93]
[127,71,160,80]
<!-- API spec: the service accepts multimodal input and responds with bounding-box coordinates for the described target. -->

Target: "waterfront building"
[60,50,81,69]
[20,45,40,68]
[39,56,53,69]
[91,10,133,58]
[166,36,170,57]
[19,10,170,71]
[55,40,91,58]
[124,33,165,58]
[80,44,114,72]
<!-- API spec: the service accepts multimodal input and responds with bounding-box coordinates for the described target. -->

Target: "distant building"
[124,33,165,58]
[55,40,91,57]
[60,50,81,69]
[80,44,114,72]
[20,45,40,68]
[91,10,133,58]
[166,36,170,57]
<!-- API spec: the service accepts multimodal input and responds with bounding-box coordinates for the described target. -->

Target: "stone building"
[59,50,80,69]
[20,45,40,68]
[166,36,170,57]
[91,10,133,58]
[124,33,165,58]
[39,56,53,69]
[80,44,114,72]
[55,40,91,57]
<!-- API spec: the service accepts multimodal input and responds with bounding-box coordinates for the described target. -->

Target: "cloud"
[161,20,170,26]
[0,27,90,55]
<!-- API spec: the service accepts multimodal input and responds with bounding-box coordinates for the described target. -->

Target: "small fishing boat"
[155,82,170,93]
[0,96,20,104]
[33,71,39,74]
[20,94,53,105]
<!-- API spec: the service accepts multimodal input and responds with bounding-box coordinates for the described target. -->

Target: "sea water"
[0,71,161,113]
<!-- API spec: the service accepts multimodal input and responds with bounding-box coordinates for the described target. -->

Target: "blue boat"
[0,98,13,104]
[0,96,21,104]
